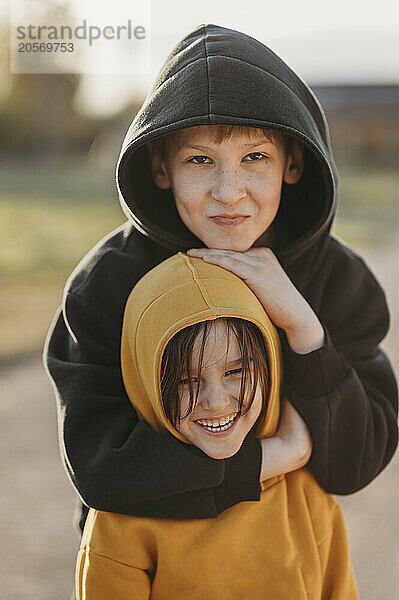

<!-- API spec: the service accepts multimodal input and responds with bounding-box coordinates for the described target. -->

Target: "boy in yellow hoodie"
[76,252,359,599]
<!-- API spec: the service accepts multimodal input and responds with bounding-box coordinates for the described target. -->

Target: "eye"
[243,152,267,162]
[225,368,243,377]
[178,377,199,386]
[188,155,212,165]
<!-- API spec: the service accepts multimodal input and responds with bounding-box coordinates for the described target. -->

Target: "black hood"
[116,23,338,267]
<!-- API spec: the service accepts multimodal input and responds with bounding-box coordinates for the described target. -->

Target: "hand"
[259,396,313,482]
[186,247,325,354]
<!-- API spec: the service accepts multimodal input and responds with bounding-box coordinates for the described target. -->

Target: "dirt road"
[1,237,398,599]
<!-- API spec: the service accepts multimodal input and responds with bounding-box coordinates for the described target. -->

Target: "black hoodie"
[44,24,398,529]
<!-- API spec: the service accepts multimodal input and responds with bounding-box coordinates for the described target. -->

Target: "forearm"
[259,395,313,482]
[281,322,398,494]
[64,416,261,518]
[260,435,311,481]
[285,309,325,354]
[45,300,262,518]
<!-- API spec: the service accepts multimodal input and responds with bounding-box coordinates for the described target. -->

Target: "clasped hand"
[186,247,325,354]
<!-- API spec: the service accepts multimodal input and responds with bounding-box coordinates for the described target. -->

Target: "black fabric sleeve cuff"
[281,324,349,400]
[213,435,262,514]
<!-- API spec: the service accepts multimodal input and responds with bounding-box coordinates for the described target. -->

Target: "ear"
[283,141,305,184]
[146,142,171,190]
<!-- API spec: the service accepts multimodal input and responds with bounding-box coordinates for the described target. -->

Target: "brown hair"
[160,317,270,429]
[149,124,295,160]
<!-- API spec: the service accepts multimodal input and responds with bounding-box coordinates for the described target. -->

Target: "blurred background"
[1,1,398,598]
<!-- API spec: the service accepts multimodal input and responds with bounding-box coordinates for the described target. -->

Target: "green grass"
[332,167,399,249]
[0,194,123,280]
[1,194,124,360]
[0,157,116,203]
[1,164,398,360]
[338,167,399,207]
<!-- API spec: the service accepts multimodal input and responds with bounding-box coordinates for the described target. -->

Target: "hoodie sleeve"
[44,290,261,520]
[281,240,398,494]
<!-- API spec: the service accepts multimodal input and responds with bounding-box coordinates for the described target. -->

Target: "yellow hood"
[121,252,282,444]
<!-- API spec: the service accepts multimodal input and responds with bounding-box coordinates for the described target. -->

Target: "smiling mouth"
[195,413,239,434]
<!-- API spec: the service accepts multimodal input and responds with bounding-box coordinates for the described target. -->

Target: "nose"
[211,166,246,206]
[199,380,233,414]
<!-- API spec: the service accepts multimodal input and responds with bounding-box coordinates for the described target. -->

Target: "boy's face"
[150,125,303,251]
[175,319,263,459]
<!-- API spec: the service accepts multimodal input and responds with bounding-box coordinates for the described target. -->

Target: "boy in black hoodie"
[44,24,398,539]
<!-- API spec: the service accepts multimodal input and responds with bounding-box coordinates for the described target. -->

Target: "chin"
[202,442,242,460]
[206,239,254,253]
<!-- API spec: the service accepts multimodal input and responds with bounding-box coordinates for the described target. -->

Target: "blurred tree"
[0,72,81,157]
[0,1,98,159]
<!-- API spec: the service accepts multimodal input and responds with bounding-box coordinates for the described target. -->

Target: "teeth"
[196,413,237,432]
[197,414,235,427]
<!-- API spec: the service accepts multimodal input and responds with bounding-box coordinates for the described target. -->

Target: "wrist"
[260,436,306,482]
[285,315,325,354]
[260,437,284,481]
[282,325,349,399]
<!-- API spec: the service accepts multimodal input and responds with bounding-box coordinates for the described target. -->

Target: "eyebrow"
[227,358,244,366]
[177,141,276,152]
[181,357,244,377]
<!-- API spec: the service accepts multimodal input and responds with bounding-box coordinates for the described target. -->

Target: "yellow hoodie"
[76,252,358,599]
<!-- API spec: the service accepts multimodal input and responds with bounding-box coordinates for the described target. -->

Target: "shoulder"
[65,221,138,294]
[321,235,386,307]
[60,222,163,325]
[64,221,154,301]
[311,235,389,341]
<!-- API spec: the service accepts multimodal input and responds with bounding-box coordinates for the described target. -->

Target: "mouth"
[210,215,249,227]
[195,412,240,436]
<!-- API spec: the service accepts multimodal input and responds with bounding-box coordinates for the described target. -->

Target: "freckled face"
[175,320,263,459]
[160,126,289,251]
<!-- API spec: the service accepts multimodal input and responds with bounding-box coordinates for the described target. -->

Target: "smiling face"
[160,318,269,459]
[148,125,304,251]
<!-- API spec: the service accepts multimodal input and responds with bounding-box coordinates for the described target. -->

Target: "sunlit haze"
[3,0,399,117]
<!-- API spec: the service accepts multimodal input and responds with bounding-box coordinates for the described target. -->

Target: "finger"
[196,252,257,281]
[186,248,239,258]
[187,247,262,260]
[187,248,276,273]
[245,247,276,258]
[188,248,260,269]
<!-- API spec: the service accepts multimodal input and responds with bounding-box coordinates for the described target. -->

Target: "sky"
[4,0,399,117]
